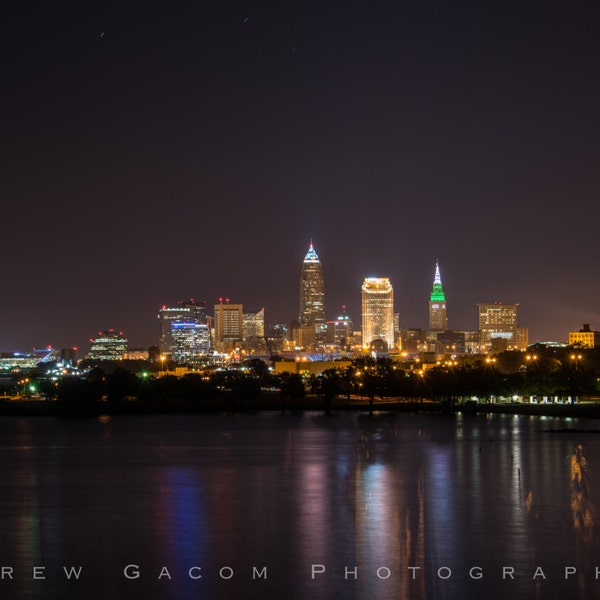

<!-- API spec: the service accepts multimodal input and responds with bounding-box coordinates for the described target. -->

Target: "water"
[0,411,599,599]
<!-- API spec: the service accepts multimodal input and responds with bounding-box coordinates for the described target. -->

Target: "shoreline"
[2,396,600,419]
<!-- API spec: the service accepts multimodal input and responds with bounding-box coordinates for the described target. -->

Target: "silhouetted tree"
[56,377,102,415]
[243,358,270,384]
[318,369,341,413]
[106,368,138,404]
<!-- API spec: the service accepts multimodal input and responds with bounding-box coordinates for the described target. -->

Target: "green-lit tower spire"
[429,261,448,331]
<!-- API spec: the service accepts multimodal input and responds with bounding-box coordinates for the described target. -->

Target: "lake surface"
[0,411,599,599]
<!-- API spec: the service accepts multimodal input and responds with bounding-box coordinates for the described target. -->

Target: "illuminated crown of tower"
[304,241,320,263]
[430,260,446,302]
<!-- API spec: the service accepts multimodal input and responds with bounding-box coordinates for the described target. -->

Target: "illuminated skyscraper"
[158,299,208,360]
[299,242,325,327]
[429,261,448,331]
[214,300,243,345]
[361,277,395,350]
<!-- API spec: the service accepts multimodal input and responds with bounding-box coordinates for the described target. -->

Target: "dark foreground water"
[0,411,599,600]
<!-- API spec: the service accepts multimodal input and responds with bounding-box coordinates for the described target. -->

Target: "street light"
[570,354,584,403]
[525,354,538,370]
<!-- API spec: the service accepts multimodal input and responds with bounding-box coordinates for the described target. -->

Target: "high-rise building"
[242,307,266,354]
[170,322,210,362]
[87,329,128,361]
[429,261,448,331]
[158,299,208,357]
[299,242,325,328]
[243,307,265,339]
[478,302,520,353]
[361,277,395,350]
[214,300,243,346]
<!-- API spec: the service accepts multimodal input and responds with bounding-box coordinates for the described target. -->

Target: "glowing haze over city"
[3,2,600,353]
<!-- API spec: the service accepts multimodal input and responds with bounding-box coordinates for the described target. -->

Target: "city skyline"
[0,244,595,353]
[3,2,600,351]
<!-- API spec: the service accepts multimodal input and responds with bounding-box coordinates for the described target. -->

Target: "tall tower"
[429,261,448,331]
[299,242,325,327]
[361,277,395,350]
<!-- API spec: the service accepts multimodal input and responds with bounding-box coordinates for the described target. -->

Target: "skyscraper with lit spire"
[299,242,325,328]
[429,261,448,331]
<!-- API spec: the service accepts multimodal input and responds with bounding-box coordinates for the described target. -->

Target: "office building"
[299,242,325,328]
[158,299,207,356]
[568,324,600,348]
[123,348,150,360]
[478,302,520,353]
[243,307,265,339]
[429,261,448,331]
[87,329,128,361]
[400,328,428,354]
[326,306,353,348]
[361,277,395,350]
[436,330,466,355]
[170,322,210,362]
[266,324,289,354]
[214,299,243,348]
[242,307,266,354]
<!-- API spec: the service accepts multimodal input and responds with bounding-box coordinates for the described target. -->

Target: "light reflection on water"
[0,413,598,599]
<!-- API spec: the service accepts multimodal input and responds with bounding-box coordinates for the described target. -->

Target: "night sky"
[3,1,600,353]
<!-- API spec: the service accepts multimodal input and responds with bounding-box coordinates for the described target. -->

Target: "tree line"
[7,345,599,415]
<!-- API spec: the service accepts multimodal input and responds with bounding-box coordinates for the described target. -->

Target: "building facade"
[170,322,211,362]
[361,277,395,350]
[429,261,448,331]
[326,306,353,348]
[299,242,325,329]
[243,307,265,339]
[214,300,243,348]
[569,324,600,348]
[87,329,128,361]
[158,299,208,357]
[478,302,520,353]
[400,328,428,354]
[435,330,466,354]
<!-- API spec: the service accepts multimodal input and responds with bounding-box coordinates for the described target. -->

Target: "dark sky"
[3,0,600,352]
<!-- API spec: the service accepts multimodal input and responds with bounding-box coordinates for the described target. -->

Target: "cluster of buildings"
[288,243,530,359]
[85,242,531,364]
[1,242,598,372]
